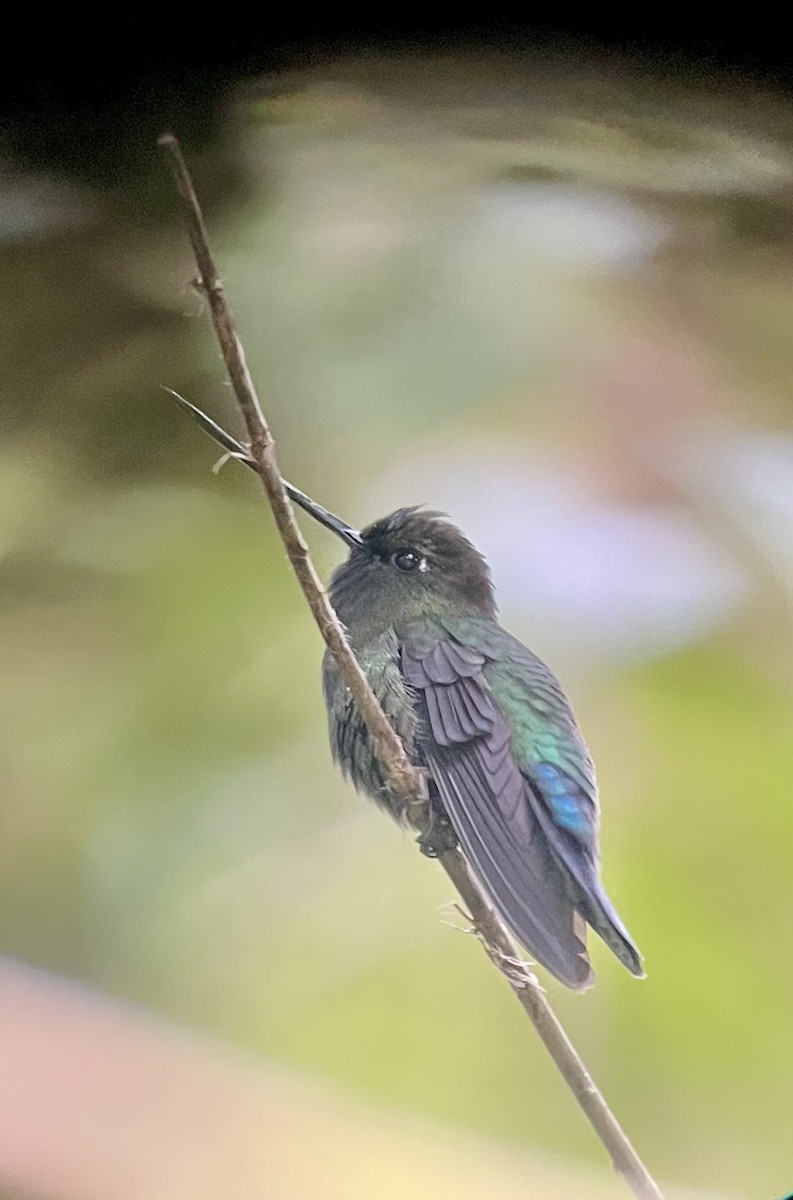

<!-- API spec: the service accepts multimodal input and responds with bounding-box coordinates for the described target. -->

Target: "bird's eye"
[392,550,420,572]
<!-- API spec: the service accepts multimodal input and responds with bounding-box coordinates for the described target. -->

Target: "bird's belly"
[323,635,420,823]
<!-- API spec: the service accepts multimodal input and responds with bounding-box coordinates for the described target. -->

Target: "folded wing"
[401,633,593,989]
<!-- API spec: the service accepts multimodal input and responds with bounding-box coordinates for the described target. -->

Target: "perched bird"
[172,395,644,989]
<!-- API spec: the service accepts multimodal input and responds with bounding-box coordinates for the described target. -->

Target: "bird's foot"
[402,769,457,857]
[415,811,456,858]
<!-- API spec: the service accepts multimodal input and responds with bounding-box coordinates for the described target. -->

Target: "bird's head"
[324,507,496,639]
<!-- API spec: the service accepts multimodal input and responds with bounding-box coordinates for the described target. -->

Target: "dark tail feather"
[524,782,644,979]
[577,878,645,978]
[429,753,595,989]
[462,817,595,990]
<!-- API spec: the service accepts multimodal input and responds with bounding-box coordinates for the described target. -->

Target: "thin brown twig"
[157,132,664,1200]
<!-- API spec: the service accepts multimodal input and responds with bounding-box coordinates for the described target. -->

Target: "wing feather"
[402,623,643,984]
[402,633,593,988]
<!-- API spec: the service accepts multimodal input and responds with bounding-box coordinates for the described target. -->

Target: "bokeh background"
[2,33,793,1200]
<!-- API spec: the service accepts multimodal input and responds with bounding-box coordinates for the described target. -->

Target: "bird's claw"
[416,829,440,858]
[415,812,456,858]
[403,770,456,857]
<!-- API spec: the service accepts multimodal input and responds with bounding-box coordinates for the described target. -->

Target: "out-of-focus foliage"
[2,55,793,1198]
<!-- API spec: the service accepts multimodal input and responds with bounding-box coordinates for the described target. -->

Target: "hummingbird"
[173,395,644,989]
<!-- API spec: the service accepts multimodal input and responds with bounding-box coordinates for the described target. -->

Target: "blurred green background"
[2,51,793,1199]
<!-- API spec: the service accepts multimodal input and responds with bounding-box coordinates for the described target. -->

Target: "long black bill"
[166,390,363,548]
